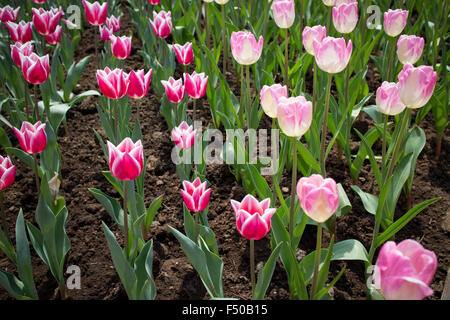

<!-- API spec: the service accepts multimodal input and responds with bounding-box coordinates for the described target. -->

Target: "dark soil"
[0,3,448,300]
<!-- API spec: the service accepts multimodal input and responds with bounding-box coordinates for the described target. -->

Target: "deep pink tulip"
[0,155,15,191]
[161,77,185,103]
[46,25,62,45]
[173,42,194,65]
[127,69,152,99]
[384,9,408,37]
[332,2,358,34]
[376,82,406,116]
[296,174,339,223]
[184,72,208,99]
[10,42,34,67]
[230,195,276,240]
[374,240,437,300]
[0,6,20,23]
[150,10,172,39]
[110,35,131,60]
[276,95,313,137]
[313,36,352,74]
[230,31,263,65]
[99,25,114,41]
[32,0,48,3]
[148,0,161,4]
[96,67,129,99]
[397,35,424,65]
[82,0,108,26]
[107,138,144,181]
[32,8,63,36]
[172,121,196,149]
[181,178,211,213]
[302,25,327,56]
[271,0,295,29]
[5,21,33,43]
[20,53,50,84]
[106,15,121,33]
[12,121,47,154]
[260,84,288,118]
[398,64,437,109]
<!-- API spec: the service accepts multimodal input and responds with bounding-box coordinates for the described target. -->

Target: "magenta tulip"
[384,9,408,37]
[106,15,121,33]
[161,77,185,103]
[374,240,437,300]
[5,21,33,43]
[127,69,152,99]
[276,95,313,137]
[96,67,130,99]
[398,64,437,109]
[172,121,196,150]
[0,6,20,23]
[296,174,339,223]
[302,25,327,56]
[82,0,108,26]
[110,35,131,60]
[20,53,50,84]
[148,0,161,4]
[376,82,406,116]
[181,178,212,213]
[0,155,15,191]
[230,31,263,65]
[10,42,34,67]
[271,0,295,29]
[107,138,144,181]
[32,0,48,3]
[32,8,63,36]
[230,195,276,240]
[173,42,194,65]
[397,35,424,65]
[184,72,208,99]
[332,2,358,34]
[46,25,62,45]
[99,25,114,41]
[260,84,288,118]
[149,10,172,39]
[12,121,47,154]
[313,36,352,74]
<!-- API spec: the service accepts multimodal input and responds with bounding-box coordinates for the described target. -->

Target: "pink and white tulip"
[313,36,352,74]
[82,0,108,26]
[150,10,172,39]
[12,121,47,154]
[96,67,130,99]
[276,95,313,137]
[376,82,406,116]
[181,178,212,213]
[0,155,15,191]
[32,8,63,36]
[106,15,121,33]
[99,25,114,41]
[230,31,263,65]
[302,26,327,56]
[271,0,296,29]
[32,0,48,3]
[184,72,208,99]
[110,35,131,60]
[384,9,408,37]
[172,121,196,150]
[10,42,34,67]
[46,25,62,45]
[296,174,339,223]
[374,239,437,300]
[107,138,144,181]
[5,21,33,43]
[173,42,194,65]
[397,35,424,65]
[127,69,152,99]
[20,53,50,84]
[332,2,358,34]
[0,6,20,23]
[398,64,437,109]
[260,84,288,118]
[161,77,185,103]
[230,195,276,241]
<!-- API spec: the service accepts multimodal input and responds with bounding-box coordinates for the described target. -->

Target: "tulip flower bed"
[0,0,448,301]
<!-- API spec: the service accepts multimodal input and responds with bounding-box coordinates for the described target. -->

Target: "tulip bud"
[271,0,296,29]
[230,195,276,240]
[313,36,352,74]
[150,10,172,39]
[374,240,437,300]
[296,174,339,223]
[184,72,208,99]
[230,31,263,65]
[384,9,408,37]
[398,64,437,109]
[172,121,196,149]
[110,35,131,60]
[32,8,63,36]
[46,25,62,45]
[0,155,15,191]
[106,15,121,33]
[148,0,160,4]
[332,2,358,34]
[82,0,108,26]
[161,77,185,103]
[215,0,230,4]
[396,35,424,65]
[20,53,50,84]
[0,6,20,23]
[276,95,312,137]
[173,42,194,65]
[12,121,47,154]
[322,0,335,6]
[33,0,48,3]
[10,42,34,67]
[107,138,144,181]
[96,67,130,99]
[99,25,114,41]
[334,0,357,5]
[181,178,212,213]
[5,21,33,43]
[376,82,406,116]
[302,25,327,56]
[127,69,152,99]
[260,84,288,118]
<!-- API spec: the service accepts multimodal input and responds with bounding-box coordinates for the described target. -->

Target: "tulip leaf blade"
[254,241,283,300]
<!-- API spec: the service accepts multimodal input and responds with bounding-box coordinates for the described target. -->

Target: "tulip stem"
[123,180,129,257]
[239,66,244,128]
[58,282,67,300]
[381,114,388,170]
[289,136,297,247]
[262,0,270,45]
[386,37,396,82]
[326,6,332,34]
[114,99,118,143]
[250,239,255,299]
[310,222,323,299]
[246,65,251,130]
[221,4,227,75]
[192,99,197,123]
[33,154,40,195]
[320,74,333,177]
[94,32,98,67]
[271,118,277,207]
[194,212,200,243]
[284,29,289,90]
[34,85,40,122]
[205,3,210,49]
[0,191,8,241]
[344,35,352,165]
[312,60,318,112]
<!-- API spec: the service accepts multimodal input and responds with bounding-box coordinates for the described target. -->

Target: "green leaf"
[254,242,283,300]
[332,239,369,262]
[246,164,272,200]
[89,188,123,227]
[335,183,352,217]
[351,185,378,215]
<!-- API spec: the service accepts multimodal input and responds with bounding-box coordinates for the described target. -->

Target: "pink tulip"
[99,25,114,41]
[5,21,33,43]
[313,36,352,74]
[230,195,276,240]
[376,82,406,116]
[374,240,437,300]
[276,95,312,137]
[32,0,48,3]
[180,178,212,213]
[148,0,161,4]
[384,9,408,37]
[62,18,78,29]
[296,174,339,223]
[332,2,358,34]
[230,31,263,65]
[96,67,130,99]
[46,25,62,45]
[0,6,20,23]
[397,35,424,65]
[173,42,194,65]
[127,69,152,99]
[82,0,108,26]
[10,42,34,67]
[271,0,295,29]
[149,10,172,39]
[12,121,47,154]
[107,138,144,181]
[32,8,63,36]
[0,155,15,191]
[184,72,208,99]
[302,25,327,56]
[161,77,185,103]
[172,121,196,149]
[106,15,121,33]
[260,84,288,118]
[398,64,437,109]
[110,35,131,60]
[20,53,50,84]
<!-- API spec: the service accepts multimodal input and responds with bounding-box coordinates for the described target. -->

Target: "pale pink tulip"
[376,82,406,116]
[5,21,33,43]
[150,10,172,39]
[397,35,424,65]
[271,0,295,29]
[398,64,437,109]
[12,121,47,154]
[302,25,327,56]
[127,69,152,99]
[96,67,130,99]
[332,2,358,34]
[260,84,288,118]
[384,9,408,37]
[184,72,208,99]
[173,42,194,65]
[181,178,212,213]
[172,121,196,150]
[82,0,108,26]
[0,155,15,191]
[10,42,34,67]
[32,7,63,36]
[313,36,352,74]
[322,0,335,6]
[161,77,185,103]
[215,0,230,4]
[230,31,263,65]
[110,35,131,60]
[276,95,312,137]
[334,0,357,5]
[20,53,50,84]
[107,138,144,181]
